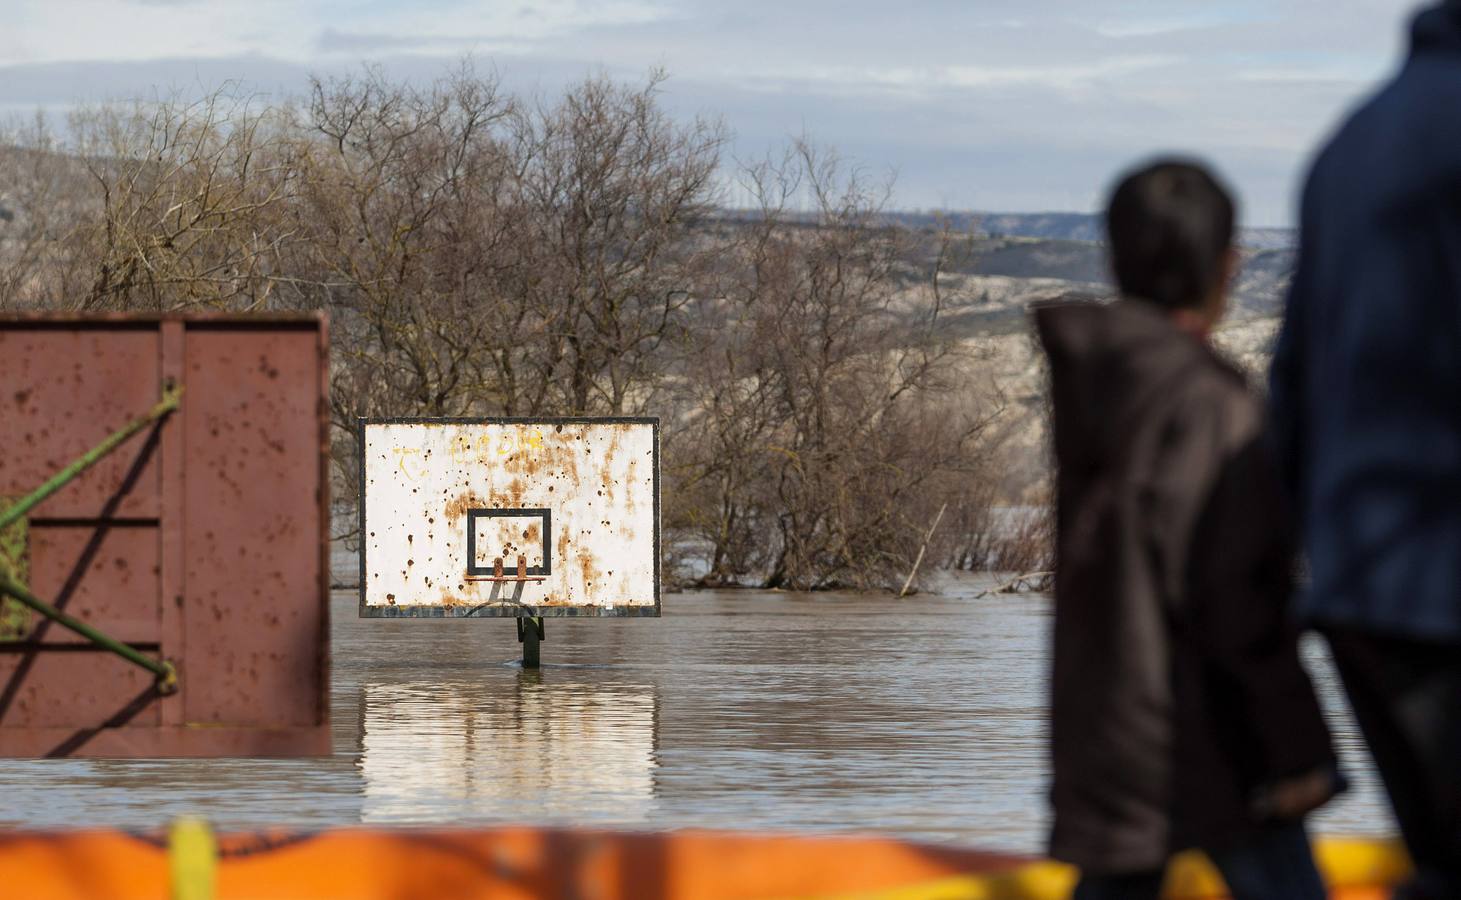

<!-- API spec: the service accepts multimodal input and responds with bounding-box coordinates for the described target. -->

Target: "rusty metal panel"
[0,653,161,729]
[0,314,330,757]
[182,325,326,727]
[26,525,161,645]
[0,326,162,519]
[359,418,660,618]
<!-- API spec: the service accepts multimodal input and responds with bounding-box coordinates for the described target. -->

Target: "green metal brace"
[0,571,178,692]
[0,383,183,695]
[0,383,183,533]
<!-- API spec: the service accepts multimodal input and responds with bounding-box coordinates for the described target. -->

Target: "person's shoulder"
[1170,348,1262,448]
[1312,52,1460,180]
[1307,88,1384,185]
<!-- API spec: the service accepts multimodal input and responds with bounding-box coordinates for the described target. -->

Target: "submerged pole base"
[516,616,545,668]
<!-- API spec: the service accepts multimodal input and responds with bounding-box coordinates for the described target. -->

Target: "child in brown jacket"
[1035,160,1342,900]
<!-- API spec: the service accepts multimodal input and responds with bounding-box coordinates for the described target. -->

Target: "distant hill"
[922,235,1293,332]
[962,237,1108,283]
[885,210,1295,251]
[709,209,1294,333]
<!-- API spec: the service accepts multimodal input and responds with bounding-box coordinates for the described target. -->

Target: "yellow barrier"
[168,817,218,900]
[0,822,1407,900]
[820,838,1410,900]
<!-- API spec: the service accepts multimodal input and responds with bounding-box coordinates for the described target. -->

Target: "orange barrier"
[0,825,1408,900]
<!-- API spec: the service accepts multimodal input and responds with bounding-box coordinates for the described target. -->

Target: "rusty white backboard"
[358,418,659,618]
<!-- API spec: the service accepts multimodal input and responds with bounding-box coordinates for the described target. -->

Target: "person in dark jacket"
[1038,160,1340,900]
[1269,4,1461,896]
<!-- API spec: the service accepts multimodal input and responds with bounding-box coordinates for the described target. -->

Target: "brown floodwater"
[0,569,1393,854]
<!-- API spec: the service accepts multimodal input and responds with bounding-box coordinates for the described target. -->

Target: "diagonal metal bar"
[0,569,177,694]
[0,382,183,533]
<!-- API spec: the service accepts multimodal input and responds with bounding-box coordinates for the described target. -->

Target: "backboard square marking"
[466,508,551,577]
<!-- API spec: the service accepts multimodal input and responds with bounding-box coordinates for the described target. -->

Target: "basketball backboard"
[358,418,659,618]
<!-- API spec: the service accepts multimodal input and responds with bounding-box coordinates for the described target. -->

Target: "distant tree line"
[0,64,1047,590]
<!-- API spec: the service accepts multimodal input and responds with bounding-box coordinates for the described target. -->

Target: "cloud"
[314,29,528,56]
[1236,67,1372,83]
[0,0,1426,224]
[1093,9,1266,38]
[2,0,674,66]
[732,56,1185,103]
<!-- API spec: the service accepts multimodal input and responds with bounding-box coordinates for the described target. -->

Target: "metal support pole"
[0,382,183,533]
[0,570,178,694]
[516,616,544,669]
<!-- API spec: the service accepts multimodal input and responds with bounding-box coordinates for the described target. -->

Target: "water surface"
[0,569,1393,854]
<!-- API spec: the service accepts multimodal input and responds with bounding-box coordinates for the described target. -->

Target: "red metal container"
[0,314,330,757]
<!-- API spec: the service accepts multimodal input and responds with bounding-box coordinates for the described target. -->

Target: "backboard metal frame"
[356,417,661,619]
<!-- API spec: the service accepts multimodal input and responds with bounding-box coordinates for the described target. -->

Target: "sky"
[0,0,1431,225]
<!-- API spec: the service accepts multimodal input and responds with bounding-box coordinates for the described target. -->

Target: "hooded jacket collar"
[1035,298,1223,393]
[1035,299,1237,466]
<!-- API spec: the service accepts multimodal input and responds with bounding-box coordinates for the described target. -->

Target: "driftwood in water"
[898,502,949,598]
[976,570,1053,598]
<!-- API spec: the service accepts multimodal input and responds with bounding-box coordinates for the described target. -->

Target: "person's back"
[1269,4,1461,895]
[1040,161,1337,900]
[1270,0,1461,641]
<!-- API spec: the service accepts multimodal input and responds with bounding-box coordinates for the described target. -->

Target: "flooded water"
[0,563,1394,855]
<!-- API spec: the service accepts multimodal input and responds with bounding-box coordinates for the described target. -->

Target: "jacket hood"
[1035,300,1224,466]
[1412,2,1461,55]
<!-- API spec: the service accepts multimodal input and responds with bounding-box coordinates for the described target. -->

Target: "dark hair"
[1105,159,1235,311]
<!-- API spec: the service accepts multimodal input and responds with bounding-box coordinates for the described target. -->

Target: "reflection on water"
[0,554,1395,853]
[359,673,658,824]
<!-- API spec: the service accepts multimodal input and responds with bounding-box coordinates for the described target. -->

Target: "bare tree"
[504,71,726,415]
[58,90,303,311]
[295,63,518,422]
[0,114,95,310]
[664,143,1000,590]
